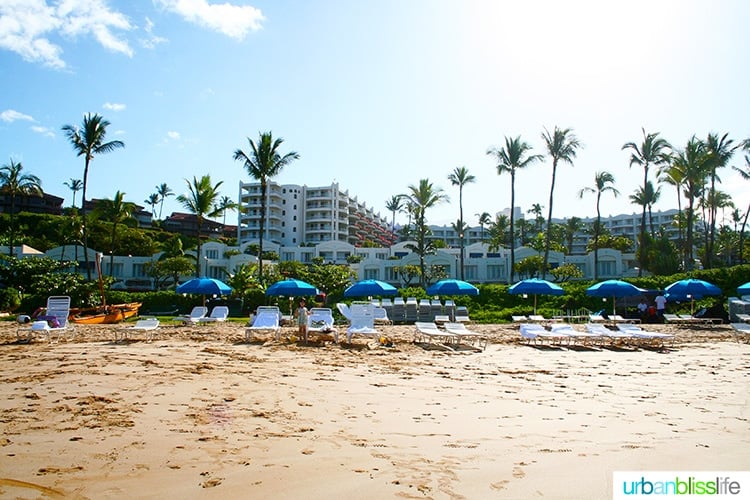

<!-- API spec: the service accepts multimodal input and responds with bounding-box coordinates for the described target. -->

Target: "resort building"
[237,181,396,248]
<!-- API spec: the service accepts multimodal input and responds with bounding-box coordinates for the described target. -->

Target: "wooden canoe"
[70,303,142,324]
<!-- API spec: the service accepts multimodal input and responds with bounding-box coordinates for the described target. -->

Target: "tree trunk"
[543,161,557,280]
[509,170,516,283]
[258,180,266,285]
[81,158,92,280]
[638,166,648,276]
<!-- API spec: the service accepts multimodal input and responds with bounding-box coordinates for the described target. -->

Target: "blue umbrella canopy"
[509,278,564,314]
[738,282,750,296]
[176,277,232,296]
[586,279,643,316]
[665,278,721,301]
[265,278,319,297]
[426,279,479,296]
[344,279,398,298]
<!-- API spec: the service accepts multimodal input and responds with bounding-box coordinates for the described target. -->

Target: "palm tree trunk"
[509,171,516,283]
[594,193,601,280]
[675,185,684,269]
[686,201,694,270]
[196,217,203,277]
[740,203,750,264]
[258,180,266,285]
[8,194,15,257]
[81,158,92,280]
[543,161,557,279]
[458,186,464,281]
[639,167,648,276]
[707,173,717,268]
[109,223,117,277]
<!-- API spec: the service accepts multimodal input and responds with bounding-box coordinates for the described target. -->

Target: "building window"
[132,263,146,277]
[206,249,219,259]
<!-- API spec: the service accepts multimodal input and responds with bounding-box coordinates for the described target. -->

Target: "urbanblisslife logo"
[613,472,750,499]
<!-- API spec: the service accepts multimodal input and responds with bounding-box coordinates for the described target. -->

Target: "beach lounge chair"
[173,306,208,325]
[373,306,392,325]
[433,314,450,325]
[245,310,282,342]
[444,299,456,321]
[414,321,458,350]
[443,322,488,350]
[17,295,73,343]
[198,306,229,323]
[346,302,379,344]
[455,306,470,323]
[528,314,553,324]
[588,313,607,323]
[116,317,160,342]
[663,313,691,325]
[519,323,561,345]
[550,323,601,346]
[586,323,634,346]
[730,323,750,343]
[735,313,750,323]
[418,299,431,322]
[616,324,674,347]
[391,297,405,323]
[511,315,529,323]
[405,297,419,323]
[336,302,352,321]
[307,308,338,343]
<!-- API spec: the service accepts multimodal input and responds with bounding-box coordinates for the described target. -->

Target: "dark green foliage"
[0,287,21,311]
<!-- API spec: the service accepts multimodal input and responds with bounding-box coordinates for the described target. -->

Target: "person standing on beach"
[296,299,309,343]
[654,291,667,320]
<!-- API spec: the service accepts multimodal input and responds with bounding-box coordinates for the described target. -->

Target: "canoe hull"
[70,303,141,324]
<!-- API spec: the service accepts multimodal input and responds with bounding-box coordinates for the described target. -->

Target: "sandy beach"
[1,321,748,499]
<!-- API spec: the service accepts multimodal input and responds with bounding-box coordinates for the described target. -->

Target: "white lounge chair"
[173,306,208,325]
[414,321,458,350]
[443,322,487,350]
[586,323,634,346]
[730,323,750,343]
[373,306,392,325]
[616,324,675,347]
[519,323,561,345]
[17,296,73,343]
[336,302,352,321]
[454,306,470,323]
[550,323,601,346]
[307,307,338,343]
[116,317,160,342]
[198,306,229,323]
[511,315,528,323]
[245,311,282,342]
[346,302,379,344]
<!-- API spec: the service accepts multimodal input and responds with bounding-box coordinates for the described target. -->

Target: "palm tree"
[541,126,580,277]
[487,136,543,282]
[144,193,160,218]
[487,214,510,251]
[563,216,583,255]
[527,203,545,232]
[622,128,671,275]
[234,132,299,285]
[673,136,710,270]
[385,195,404,233]
[578,171,619,280]
[62,113,125,280]
[658,160,686,266]
[216,195,239,226]
[0,159,42,256]
[629,180,661,237]
[448,166,476,280]
[64,178,83,209]
[94,191,135,276]
[476,212,491,242]
[703,133,737,268]
[731,152,750,263]
[155,183,174,220]
[400,179,448,286]
[176,175,223,277]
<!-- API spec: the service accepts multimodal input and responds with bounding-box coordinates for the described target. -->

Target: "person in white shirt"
[654,292,667,318]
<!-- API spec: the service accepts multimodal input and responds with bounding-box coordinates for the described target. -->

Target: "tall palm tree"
[233,132,299,285]
[400,179,448,286]
[144,193,160,218]
[672,136,709,270]
[527,203,545,232]
[0,159,42,256]
[62,113,125,280]
[216,195,239,226]
[385,195,404,233]
[541,126,580,277]
[448,166,476,280]
[94,191,135,276]
[703,132,737,268]
[731,152,750,263]
[578,171,619,280]
[487,136,543,282]
[476,212,491,242]
[176,175,223,277]
[658,160,686,266]
[64,178,83,209]
[629,180,661,237]
[155,183,174,220]
[622,128,671,275]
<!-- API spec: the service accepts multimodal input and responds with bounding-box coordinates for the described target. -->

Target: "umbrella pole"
[534,295,537,315]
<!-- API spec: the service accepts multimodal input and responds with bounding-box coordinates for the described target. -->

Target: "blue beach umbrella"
[426,279,479,296]
[176,277,232,305]
[344,279,398,298]
[586,279,644,316]
[508,278,564,314]
[665,278,721,315]
[738,282,750,296]
[265,278,319,297]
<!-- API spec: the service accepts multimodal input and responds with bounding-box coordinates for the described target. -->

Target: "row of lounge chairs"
[368,298,470,324]
[172,306,229,325]
[663,313,722,325]
[512,313,640,324]
[414,321,488,351]
[519,323,674,348]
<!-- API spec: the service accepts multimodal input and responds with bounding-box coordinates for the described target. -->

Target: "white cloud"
[103,102,126,111]
[155,0,264,40]
[0,109,34,122]
[166,131,181,140]
[140,16,167,49]
[0,0,134,69]
[31,125,55,137]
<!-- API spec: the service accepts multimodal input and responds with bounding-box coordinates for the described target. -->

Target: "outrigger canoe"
[70,302,142,325]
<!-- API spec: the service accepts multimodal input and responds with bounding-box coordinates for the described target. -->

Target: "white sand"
[0,322,748,499]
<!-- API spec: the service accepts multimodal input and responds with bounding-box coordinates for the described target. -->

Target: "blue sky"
[1,0,749,229]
